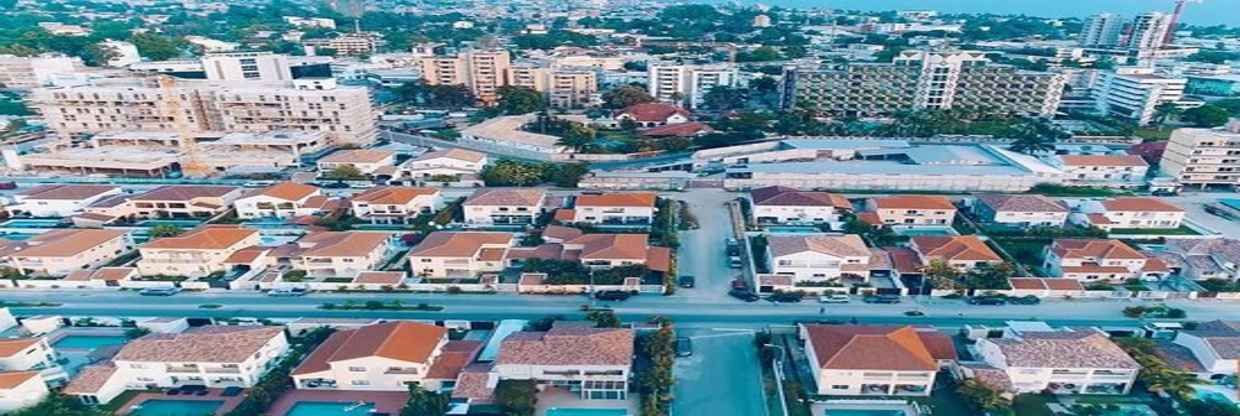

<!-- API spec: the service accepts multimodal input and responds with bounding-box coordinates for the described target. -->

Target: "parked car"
[818,294,850,304]
[904,310,926,317]
[677,275,696,289]
[0,181,16,190]
[268,288,306,297]
[242,180,275,188]
[140,287,181,296]
[768,291,803,303]
[594,290,634,301]
[725,238,740,256]
[1009,295,1042,305]
[319,181,349,189]
[728,256,743,269]
[728,289,760,302]
[967,296,1007,306]
[730,279,747,290]
[675,337,693,357]
[863,294,901,304]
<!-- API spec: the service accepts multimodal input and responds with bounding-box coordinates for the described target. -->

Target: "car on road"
[594,290,635,301]
[1009,295,1041,305]
[0,182,16,190]
[675,337,693,357]
[728,289,760,302]
[863,294,901,304]
[268,288,306,297]
[242,180,275,188]
[725,238,740,256]
[678,275,696,288]
[904,310,926,317]
[319,181,349,189]
[728,256,743,269]
[768,292,803,303]
[139,287,181,296]
[967,296,1007,306]
[730,279,747,290]
[818,294,850,304]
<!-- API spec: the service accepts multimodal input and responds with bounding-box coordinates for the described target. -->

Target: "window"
[348,366,366,372]
[351,380,370,385]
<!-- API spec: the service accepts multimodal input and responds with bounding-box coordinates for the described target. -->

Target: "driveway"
[673,328,767,416]
[670,189,740,302]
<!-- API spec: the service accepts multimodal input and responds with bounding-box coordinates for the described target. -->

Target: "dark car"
[730,279,748,290]
[319,181,349,189]
[140,287,181,296]
[594,290,634,301]
[675,337,693,357]
[1009,295,1042,305]
[863,294,901,304]
[0,182,16,190]
[967,296,1007,306]
[728,289,760,302]
[677,275,696,288]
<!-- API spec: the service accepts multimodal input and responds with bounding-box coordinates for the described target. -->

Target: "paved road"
[673,189,740,302]
[674,329,767,416]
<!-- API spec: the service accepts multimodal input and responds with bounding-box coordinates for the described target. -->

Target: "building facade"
[1160,121,1240,188]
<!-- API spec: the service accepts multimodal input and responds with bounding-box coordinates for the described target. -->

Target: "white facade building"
[1094,67,1188,126]
[975,331,1139,395]
[767,234,873,283]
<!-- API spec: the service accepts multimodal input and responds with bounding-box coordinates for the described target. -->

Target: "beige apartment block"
[508,65,597,108]
[1160,120,1240,188]
[419,49,511,104]
[137,226,261,277]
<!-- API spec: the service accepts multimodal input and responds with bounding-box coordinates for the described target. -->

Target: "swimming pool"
[284,401,376,416]
[130,399,223,416]
[545,409,629,416]
[0,218,65,228]
[893,226,958,237]
[53,335,129,349]
[765,226,823,234]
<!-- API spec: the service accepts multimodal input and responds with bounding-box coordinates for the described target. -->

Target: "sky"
[736,0,1239,26]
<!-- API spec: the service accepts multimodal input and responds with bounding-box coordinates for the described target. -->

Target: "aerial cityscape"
[0,0,1240,415]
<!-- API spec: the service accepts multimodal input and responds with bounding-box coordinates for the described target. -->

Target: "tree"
[497,86,546,115]
[957,379,1010,413]
[555,122,596,152]
[480,160,546,186]
[547,163,590,188]
[602,85,655,109]
[640,320,676,416]
[586,309,621,328]
[494,380,538,416]
[83,43,119,67]
[962,262,1015,290]
[1153,102,1182,125]
[129,33,184,60]
[149,224,183,239]
[325,164,365,180]
[1182,104,1232,127]
[700,85,747,112]
[921,260,962,290]
[401,385,450,416]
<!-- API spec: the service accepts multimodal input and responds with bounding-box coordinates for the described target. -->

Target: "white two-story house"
[5,185,121,218]
[0,338,56,371]
[749,186,853,229]
[408,232,514,278]
[493,325,634,401]
[865,196,957,227]
[96,326,288,391]
[975,331,1139,395]
[280,232,392,278]
[398,149,488,180]
[292,322,448,391]
[1070,198,1186,231]
[463,189,546,225]
[233,182,327,219]
[800,324,956,396]
[0,371,48,412]
[909,236,1004,272]
[569,192,657,225]
[973,194,1068,228]
[137,226,261,278]
[350,187,443,225]
[317,149,396,176]
[2,229,131,277]
[1054,155,1149,189]
[1171,321,1240,381]
[1043,239,1167,282]
[766,234,872,283]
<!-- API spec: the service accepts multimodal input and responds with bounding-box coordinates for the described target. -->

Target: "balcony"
[204,367,241,374]
[166,365,200,373]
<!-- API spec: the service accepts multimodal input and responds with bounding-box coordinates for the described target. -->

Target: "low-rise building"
[749,186,853,228]
[398,149,488,180]
[137,226,261,277]
[1,229,129,277]
[234,182,325,219]
[1158,239,1240,281]
[493,325,634,400]
[1043,239,1166,282]
[800,324,956,396]
[0,338,55,371]
[349,187,443,225]
[317,149,396,175]
[408,232,513,278]
[4,185,121,218]
[866,196,957,227]
[278,232,392,277]
[101,326,288,390]
[909,236,1003,271]
[568,192,657,225]
[1170,321,1240,380]
[1053,155,1149,188]
[81,186,242,223]
[463,189,547,225]
[767,234,873,283]
[973,194,1068,228]
[976,331,1139,395]
[0,371,48,412]
[1070,197,1186,231]
[292,322,448,391]
[615,103,691,127]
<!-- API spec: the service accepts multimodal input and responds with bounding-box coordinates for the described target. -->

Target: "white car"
[818,294,850,304]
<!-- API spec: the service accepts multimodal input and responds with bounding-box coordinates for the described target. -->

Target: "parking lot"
[673,328,767,416]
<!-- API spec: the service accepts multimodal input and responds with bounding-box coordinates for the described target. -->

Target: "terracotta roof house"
[976,331,1139,395]
[137,225,261,278]
[1043,239,1165,282]
[0,370,48,412]
[316,149,396,175]
[570,192,657,225]
[81,185,241,222]
[5,184,122,218]
[408,232,514,278]
[463,188,547,225]
[492,325,634,400]
[765,234,873,283]
[1070,198,1186,231]
[292,322,451,391]
[103,326,290,390]
[508,231,671,273]
[2,229,130,277]
[399,149,488,180]
[638,121,713,137]
[616,103,691,127]
[866,196,957,227]
[1055,155,1149,188]
[0,338,54,371]
[973,194,1068,228]
[750,186,853,227]
[1159,238,1240,281]
[909,236,1003,271]
[276,231,393,277]
[234,182,330,220]
[350,186,443,225]
[799,324,957,396]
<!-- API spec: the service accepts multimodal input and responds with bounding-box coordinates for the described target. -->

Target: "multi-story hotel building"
[1160,120,1240,188]
[30,77,377,145]
[783,50,1064,117]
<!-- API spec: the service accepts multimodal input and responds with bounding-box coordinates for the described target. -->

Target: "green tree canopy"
[1182,104,1232,127]
[497,86,546,115]
[602,85,655,109]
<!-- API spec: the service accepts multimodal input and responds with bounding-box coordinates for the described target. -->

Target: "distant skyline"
[726,0,1238,27]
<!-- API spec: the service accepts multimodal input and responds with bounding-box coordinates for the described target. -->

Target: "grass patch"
[1108,226,1200,236]
[198,304,223,309]
[0,300,61,307]
[991,238,1051,276]
[1028,183,1126,197]
[1133,127,1173,142]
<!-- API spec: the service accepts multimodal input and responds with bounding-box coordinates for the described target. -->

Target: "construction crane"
[156,75,206,176]
[1163,0,1203,46]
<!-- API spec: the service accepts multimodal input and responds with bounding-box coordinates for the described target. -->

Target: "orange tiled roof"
[143,226,257,250]
[912,236,1002,263]
[292,322,447,375]
[410,232,513,258]
[1101,197,1184,213]
[802,325,955,371]
[872,195,955,210]
[351,186,439,205]
[1051,239,1145,260]
[0,371,38,389]
[319,149,395,164]
[252,182,318,201]
[0,339,39,358]
[575,192,656,208]
[115,326,284,363]
[8,229,127,258]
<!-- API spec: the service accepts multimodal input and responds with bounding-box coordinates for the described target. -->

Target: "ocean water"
[717,0,1239,26]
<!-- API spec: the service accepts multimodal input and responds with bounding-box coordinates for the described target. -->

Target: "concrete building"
[408,231,513,278]
[32,77,378,146]
[1160,120,1240,188]
[349,186,443,225]
[1093,67,1187,126]
[1079,13,1125,48]
[767,234,873,283]
[292,322,451,391]
[1051,155,1149,188]
[98,40,141,68]
[185,36,239,53]
[785,50,1064,117]
[5,185,121,218]
[976,331,1139,395]
[800,325,956,396]
[646,63,739,109]
[1124,12,1173,51]
[567,192,656,225]
[973,194,1068,228]
[507,65,597,109]
[283,16,336,29]
[2,229,131,277]
[0,54,80,89]
[749,186,853,228]
[419,50,512,104]
[304,33,379,56]
[201,52,293,82]
[1069,197,1185,231]
[457,114,567,156]
[463,189,547,225]
[137,226,261,277]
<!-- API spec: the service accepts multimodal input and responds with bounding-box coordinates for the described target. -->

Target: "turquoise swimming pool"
[1,218,64,228]
[130,399,223,416]
[765,226,822,234]
[284,401,376,416]
[545,409,629,416]
[53,335,129,349]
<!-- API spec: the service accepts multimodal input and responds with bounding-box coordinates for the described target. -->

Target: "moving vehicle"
[675,337,693,357]
[1009,295,1042,305]
[268,287,307,297]
[139,287,181,296]
[594,290,634,301]
[818,294,850,304]
[967,296,1007,306]
[863,294,901,304]
[677,275,696,289]
[728,289,760,302]
[319,181,349,189]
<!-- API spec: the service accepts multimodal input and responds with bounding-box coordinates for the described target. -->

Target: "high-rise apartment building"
[1123,12,1173,51]
[303,33,379,56]
[418,49,512,105]
[202,52,293,82]
[0,55,81,89]
[1160,120,1240,188]
[646,63,739,109]
[31,77,377,145]
[1093,67,1186,126]
[1079,13,1125,47]
[784,50,1064,117]
[507,64,597,109]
